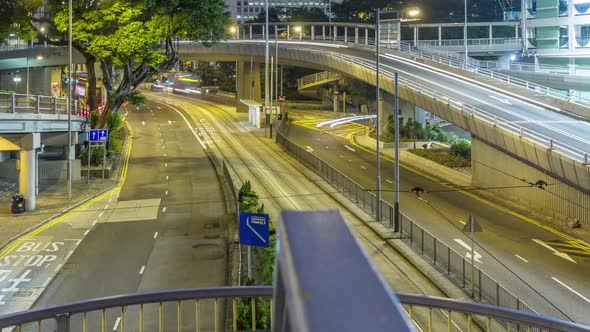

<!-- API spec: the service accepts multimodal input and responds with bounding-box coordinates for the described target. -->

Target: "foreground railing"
[0,92,81,115]
[275,123,582,327]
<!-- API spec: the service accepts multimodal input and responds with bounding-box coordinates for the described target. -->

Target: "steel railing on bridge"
[0,92,82,115]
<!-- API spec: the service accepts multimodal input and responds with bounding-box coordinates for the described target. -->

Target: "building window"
[576,25,590,47]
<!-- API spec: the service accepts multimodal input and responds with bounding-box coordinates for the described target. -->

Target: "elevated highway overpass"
[0,23,588,224]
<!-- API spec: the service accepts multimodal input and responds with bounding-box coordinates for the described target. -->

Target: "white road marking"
[157,107,162,110]
[458,220,466,225]
[386,179,393,184]
[136,107,139,110]
[160,139,163,142]
[489,95,512,105]
[325,146,329,148]
[339,155,345,158]
[164,153,167,157]
[305,146,314,152]
[344,145,356,152]
[532,239,576,263]
[84,230,90,236]
[0,295,4,305]
[515,255,528,263]
[108,198,112,203]
[139,266,145,275]
[162,145,165,149]
[162,207,166,212]
[165,191,168,195]
[453,239,483,263]
[54,264,63,272]
[92,220,98,227]
[104,205,109,210]
[164,163,168,167]
[166,176,169,180]
[141,121,145,126]
[112,317,121,331]
[42,277,51,287]
[98,212,104,217]
[360,165,367,170]
[552,277,590,303]
[168,120,172,124]
[154,232,159,239]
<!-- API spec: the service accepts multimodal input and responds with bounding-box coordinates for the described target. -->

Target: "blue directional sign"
[239,212,269,247]
[89,129,109,142]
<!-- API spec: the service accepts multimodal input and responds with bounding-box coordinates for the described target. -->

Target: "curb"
[0,121,132,254]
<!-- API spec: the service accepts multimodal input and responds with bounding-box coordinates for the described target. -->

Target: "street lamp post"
[464,0,469,66]
[264,0,270,138]
[13,76,22,92]
[376,8,382,222]
[67,0,73,200]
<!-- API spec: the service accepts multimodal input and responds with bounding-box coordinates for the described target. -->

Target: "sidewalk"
[0,178,115,249]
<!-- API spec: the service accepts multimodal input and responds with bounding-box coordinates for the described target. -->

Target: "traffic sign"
[89,129,109,142]
[239,212,269,247]
[334,89,339,96]
[278,95,285,102]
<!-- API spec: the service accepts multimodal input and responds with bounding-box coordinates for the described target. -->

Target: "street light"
[67,0,73,200]
[26,56,43,95]
[13,76,22,91]
[406,8,421,18]
[464,0,469,65]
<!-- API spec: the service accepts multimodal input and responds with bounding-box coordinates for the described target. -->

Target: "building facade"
[226,0,334,23]
[523,0,590,65]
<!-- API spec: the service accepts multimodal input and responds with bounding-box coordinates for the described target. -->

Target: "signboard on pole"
[239,212,270,247]
[89,129,108,142]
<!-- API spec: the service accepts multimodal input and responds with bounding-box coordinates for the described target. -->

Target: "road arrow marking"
[247,216,266,244]
[305,146,314,152]
[141,121,145,126]
[515,254,528,263]
[344,145,356,152]
[532,239,576,263]
[453,239,483,263]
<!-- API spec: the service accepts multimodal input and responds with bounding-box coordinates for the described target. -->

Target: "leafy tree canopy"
[0,0,229,127]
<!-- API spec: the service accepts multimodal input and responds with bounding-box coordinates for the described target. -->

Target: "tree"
[1,0,229,128]
[288,7,329,22]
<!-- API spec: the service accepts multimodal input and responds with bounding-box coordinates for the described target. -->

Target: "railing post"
[56,314,71,332]
[447,247,451,275]
[344,27,348,42]
[334,26,337,41]
[496,283,500,306]
[433,239,437,265]
[322,25,325,40]
[549,139,553,150]
[365,29,368,45]
[249,26,252,39]
[355,27,359,44]
[10,93,16,113]
[54,97,58,114]
[36,95,41,113]
[462,259,466,287]
[311,26,315,40]
[585,153,589,165]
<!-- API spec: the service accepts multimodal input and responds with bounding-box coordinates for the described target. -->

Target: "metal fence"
[0,92,80,114]
[275,125,543,321]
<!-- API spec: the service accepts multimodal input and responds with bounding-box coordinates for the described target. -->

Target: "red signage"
[279,95,285,102]
[334,90,339,96]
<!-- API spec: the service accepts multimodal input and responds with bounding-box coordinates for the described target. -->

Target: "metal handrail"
[1,286,587,331]
[0,91,81,115]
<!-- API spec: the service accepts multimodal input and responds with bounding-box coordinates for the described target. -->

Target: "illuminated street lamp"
[13,76,22,91]
[406,8,421,18]
[294,25,302,39]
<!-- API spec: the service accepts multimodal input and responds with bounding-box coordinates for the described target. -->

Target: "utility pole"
[67,0,73,200]
[464,0,469,66]
[264,0,270,138]
[375,8,382,221]
[394,73,400,231]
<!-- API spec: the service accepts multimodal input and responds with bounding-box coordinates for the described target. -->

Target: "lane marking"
[515,255,528,263]
[344,145,356,152]
[162,207,166,213]
[104,205,109,210]
[164,153,167,157]
[162,145,165,149]
[168,120,172,124]
[339,155,345,158]
[532,239,576,263]
[453,239,483,263]
[112,317,121,331]
[166,176,169,180]
[141,121,145,126]
[54,263,63,272]
[164,163,168,167]
[92,220,98,227]
[305,146,314,152]
[139,266,145,275]
[458,220,466,225]
[84,230,90,236]
[42,277,51,287]
[136,107,139,110]
[360,165,367,170]
[386,179,393,184]
[157,107,162,110]
[98,212,104,218]
[552,277,590,303]
[154,232,158,239]
[489,95,512,105]
[108,198,112,203]
[165,190,168,195]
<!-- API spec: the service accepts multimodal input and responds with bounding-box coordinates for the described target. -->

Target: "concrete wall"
[472,138,590,226]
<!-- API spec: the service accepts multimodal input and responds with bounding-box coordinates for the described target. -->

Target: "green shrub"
[408,148,470,168]
[450,139,471,159]
[80,146,106,166]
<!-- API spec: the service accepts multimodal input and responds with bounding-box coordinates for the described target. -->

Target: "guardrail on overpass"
[1,210,588,332]
[0,92,81,115]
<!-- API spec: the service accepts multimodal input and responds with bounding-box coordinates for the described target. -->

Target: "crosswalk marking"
[544,240,590,259]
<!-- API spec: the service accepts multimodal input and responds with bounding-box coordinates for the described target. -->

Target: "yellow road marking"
[0,121,134,259]
[345,129,587,246]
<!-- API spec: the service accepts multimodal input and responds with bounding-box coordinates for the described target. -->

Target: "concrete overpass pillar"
[344,27,348,42]
[322,26,326,40]
[355,27,359,44]
[236,60,261,112]
[19,149,36,211]
[413,27,418,46]
[489,25,493,45]
[365,29,369,45]
[311,26,315,40]
[438,26,442,46]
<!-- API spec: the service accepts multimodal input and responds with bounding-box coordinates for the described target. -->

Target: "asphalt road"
[284,112,590,324]
[280,42,590,160]
[24,102,228,331]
